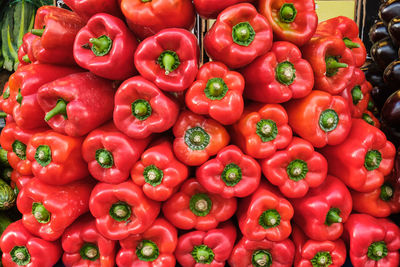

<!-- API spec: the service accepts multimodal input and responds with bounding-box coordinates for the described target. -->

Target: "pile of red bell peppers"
[0,0,399,267]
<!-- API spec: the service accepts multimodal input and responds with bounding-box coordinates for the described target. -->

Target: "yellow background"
[315,0,356,22]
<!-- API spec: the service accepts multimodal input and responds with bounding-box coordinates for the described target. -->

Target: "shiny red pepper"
[63,0,123,22]
[362,110,381,128]
[0,82,12,116]
[194,0,255,19]
[11,170,32,191]
[17,33,37,66]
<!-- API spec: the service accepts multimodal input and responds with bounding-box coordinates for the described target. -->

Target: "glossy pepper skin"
[11,171,32,191]
[291,175,352,241]
[131,139,189,202]
[185,62,245,125]
[120,0,195,40]
[228,236,295,267]
[17,178,95,241]
[62,214,117,267]
[196,145,261,199]
[232,103,292,159]
[0,82,13,116]
[240,41,314,104]
[204,3,273,69]
[285,90,352,148]
[172,110,230,166]
[292,225,346,267]
[362,110,381,128]
[0,220,62,267]
[237,181,294,242]
[116,218,178,267]
[26,130,89,185]
[113,76,179,139]
[37,72,115,137]
[162,178,237,231]
[63,0,123,22]
[194,0,255,19]
[74,13,138,80]
[343,214,400,267]
[134,28,199,92]
[320,119,396,192]
[17,33,37,66]
[30,6,85,66]
[89,181,160,240]
[175,222,236,267]
[261,137,328,199]
[258,0,318,46]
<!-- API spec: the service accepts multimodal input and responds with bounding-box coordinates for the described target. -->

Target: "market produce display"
[0,1,399,267]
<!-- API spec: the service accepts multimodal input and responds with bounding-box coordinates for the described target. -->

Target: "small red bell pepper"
[301,36,355,95]
[120,0,195,40]
[232,103,292,159]
[30,6,85,66]
[73,13,139,80]
[11,170,32,191]
[131,139,189,202]
[258,0,318,46]
[113,76,180,139]
[194,0,255,19]
[261,137,328,199]
[204,3,273,69]
[17,178,95,241]
[26,130,89,185]
[63,0,123,22]
[291,175,352,241]
[237,181,294,242]
[37,72,115,137]
[285,90,352,148]
[89,181,160,240]
[162,178,237,231]
[292,225,346,267]
[134,28,199,92]
[196,145,261,199]
[362,110,381,128]
[1,82,14,116]
[173,110,230,166]
[175,221,236,267]
[62,214,117,267]
[82,122,151,184]
[320,119,396,192]
[116,218,178,266]
[185,61,245,125]
[228,236,295,267]
[343,214,400,267]
[0,220,62,267]
[17,33,37,66]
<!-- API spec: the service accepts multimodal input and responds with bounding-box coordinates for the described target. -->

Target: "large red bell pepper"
[162,178,237,231]
[194,0,255,19]
[320,119,395,192]
[204,3,273,69]
[63,0,123,22]
[17,33,37,67]
[17,178,95,241]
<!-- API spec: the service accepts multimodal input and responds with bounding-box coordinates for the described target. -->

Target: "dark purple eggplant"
[371,37,399,69]
[389,16,400,45]
[380,0,400,25]
[370,21,390,44]
[363,62,385,87]
[383,59,400,89]
[381,90,400,147]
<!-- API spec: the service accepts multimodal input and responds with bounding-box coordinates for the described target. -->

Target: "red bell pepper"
[291,175,352,241]
[10,170,32,191]
[204,3,273,69]
[362,111,381,128]
[185,61,245,125]
[26,130,89,185]
[120,0,195,40]
[261,137,328,199]
[131,139,189,202]
[343,214,400,267]
[1,82,14,116]
[173,110,230,166]
[237,181,294,242]
[62,214,117,267]
[239,41,314,104]
[17,178,95,241]
[113,76,180,139]
[194,0,255,19]
[196,145,261,199]
[89,181,160,240]
[73,13,139,80]
[292,225,346,267]
[162,178,237,231]
[30,6,85,66]
[116,218,178,267]
[301,36,355,95]
[63,0,123,22]
[228,236,295,267]
[0,220,62,267]
[232,103,292,159]
[17,33,37,67]
[37,72,115,137]
[134,28,199,92]
[316,16,367,67]
[82,122,151,184]
[320,119,396,192]
[175,221,236,267]
[285,90,352,148]
[259,0,317,46]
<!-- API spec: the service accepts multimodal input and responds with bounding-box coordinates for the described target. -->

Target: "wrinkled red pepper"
[194,0,255,19]
[17,33,37,66]
[63,0,123,22]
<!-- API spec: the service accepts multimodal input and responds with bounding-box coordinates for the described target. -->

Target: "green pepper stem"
[190,194,212,217]
[141,0,152,2]
[32,202,51,224]
[279,3,297,23]
[0,111,7,118]
[380,184,394,201]
[192,245,214,264]
[95,149,114,169]
[11,246,31,265]
[16,90,23,104]
[34,145,52,167]
[343,38,360,49]
[259,209,281,229]
[325,208,342,225]
[252,250,272,267]
[326,56,348,77]
[143,165,163,187]
[367,241,388,261]
[364,150,382,171]
[31,29,44,37]
[136,240,160,261]
[80,243,100,261]
[310,251,333,267]
[109,202,131,222]
[22,55,31,63]
[162,53,175,75]
[232,22,255,46]
[89,35,113,56]
[351,86,363,105]
[204,78,228,100]
[45,99,67,121]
